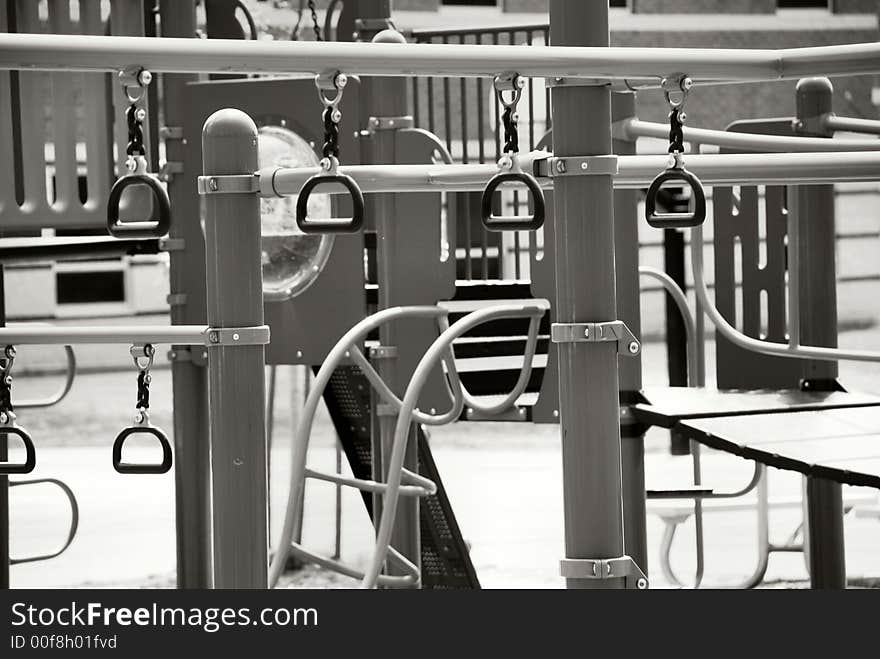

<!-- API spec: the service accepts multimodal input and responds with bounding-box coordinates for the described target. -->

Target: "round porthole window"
[258,125,334,301]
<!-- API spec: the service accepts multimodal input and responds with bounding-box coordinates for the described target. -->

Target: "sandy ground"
[6,336,880,589]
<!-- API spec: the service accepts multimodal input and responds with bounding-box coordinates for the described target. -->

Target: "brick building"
[389,0,880,132]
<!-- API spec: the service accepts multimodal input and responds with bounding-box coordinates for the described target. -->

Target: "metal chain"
[316,73,347,164]
[322,106,340,159]
[495,75,524,158]
[136,369,151,411]
[121,69,152,165]
[308,0,322,42]
[132,344,154,413]
[667,107,685,155]
[662,75,692,157]
[126,104,146,157]
[501,106,519,155]
[0,346,15,416]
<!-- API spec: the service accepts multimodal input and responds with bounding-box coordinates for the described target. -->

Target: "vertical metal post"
[794,78,839,387]
[358,1,421,582]
[550,1,627,589]
[158,0,212,590]
[663,230,688,387]
[202,109,268,588]
[0,265,8,590]
[805,477,846,589]
[612,91,647,576]
[794,77,845,589]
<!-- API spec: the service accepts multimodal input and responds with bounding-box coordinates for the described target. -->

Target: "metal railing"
[410,24,549,286]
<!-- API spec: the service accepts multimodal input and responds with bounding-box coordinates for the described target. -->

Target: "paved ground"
[6,337,880,589]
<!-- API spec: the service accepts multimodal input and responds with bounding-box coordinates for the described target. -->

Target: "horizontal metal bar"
[620,118,880,152]
[262,150,880,195]
[824,114,880,137]
[2,34,880,82]
[0,325,209,345]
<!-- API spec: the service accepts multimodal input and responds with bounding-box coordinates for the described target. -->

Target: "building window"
[777,1,828,7]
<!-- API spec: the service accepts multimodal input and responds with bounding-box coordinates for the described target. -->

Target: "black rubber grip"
[112,425,173,475]
[0,425,36,475]
[295,173,365,234]
[645,166,707,229]
[480,171,545,232]
[107,174,171,239]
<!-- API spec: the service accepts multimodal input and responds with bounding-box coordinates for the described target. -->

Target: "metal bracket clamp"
[168,346,208,367]
[551,320,640,356]
[560,555,648,589]
[160,161,184,181]
[197,174,260,195]
[159,237,185,252]
[366,115,415,133]
[368,345,398,360]
[204,326,271,347]
[160,126,184,141]
[533,155,618,178]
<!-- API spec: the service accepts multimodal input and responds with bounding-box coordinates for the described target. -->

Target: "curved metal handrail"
[361,303,545,589]
[270,303,544,589]
[9,477,79,565]
[691,224,880,363]
[14,345,76,410]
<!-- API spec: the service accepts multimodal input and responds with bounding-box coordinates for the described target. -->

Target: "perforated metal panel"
[320,365,480,589]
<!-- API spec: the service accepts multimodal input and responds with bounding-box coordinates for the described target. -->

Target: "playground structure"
[1,0,880,589]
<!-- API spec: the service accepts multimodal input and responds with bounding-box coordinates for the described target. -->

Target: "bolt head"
[680,77,693,92]
[637,577,648,589]
[580,161,588,170]
[138,69,153,86]
[336,73,348,88]
[209,331,219,343]
[584,327,590,338]
[628,341,640,354]
[555,160,566,173]
[232,332,240,341]
[331,108,342,123]
[208,178,219,191]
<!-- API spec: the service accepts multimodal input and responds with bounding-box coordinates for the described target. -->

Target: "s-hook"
[0,345,36,475]
[644,75,706,229]
[295,71,365,234]
[112,344,172,475]
[106,68,171,239]
[480,73,545,232]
